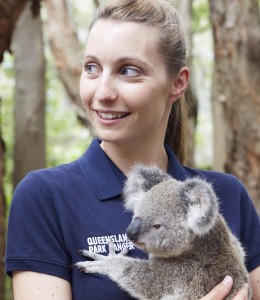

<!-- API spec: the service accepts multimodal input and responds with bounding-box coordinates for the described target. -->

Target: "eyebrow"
[83,54,153,71]
[83,54,99,63]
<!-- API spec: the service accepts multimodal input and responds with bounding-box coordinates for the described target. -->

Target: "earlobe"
[169,67,190,103]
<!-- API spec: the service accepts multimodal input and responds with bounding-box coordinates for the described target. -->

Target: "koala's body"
[75,165,251,300]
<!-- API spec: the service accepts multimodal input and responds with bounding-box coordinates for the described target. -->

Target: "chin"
[96,134,119,143]
[96,131,132,145]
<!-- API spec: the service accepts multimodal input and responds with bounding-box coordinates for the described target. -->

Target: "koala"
[75,165,251,300]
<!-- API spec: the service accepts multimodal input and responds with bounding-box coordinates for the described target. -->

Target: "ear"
[169,66,190,103]
[181,178,219,235]
[123,164,171,211]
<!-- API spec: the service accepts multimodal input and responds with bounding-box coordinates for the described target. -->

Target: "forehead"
[88,19,158,44]
[85,19,163,63]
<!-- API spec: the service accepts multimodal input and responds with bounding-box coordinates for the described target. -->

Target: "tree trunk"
[13,1,46,187]
[0,0,29,62]
[209,0,260,213]
[45,0,93,130]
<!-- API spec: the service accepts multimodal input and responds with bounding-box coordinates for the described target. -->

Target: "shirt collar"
[78,139,187,201]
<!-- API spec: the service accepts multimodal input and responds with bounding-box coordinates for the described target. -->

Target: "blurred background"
[1,0,260,298]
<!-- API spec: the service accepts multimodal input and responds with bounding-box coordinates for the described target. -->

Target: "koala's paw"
[74,259,108,274]
[74,239,129,274]
[79,239,129,259]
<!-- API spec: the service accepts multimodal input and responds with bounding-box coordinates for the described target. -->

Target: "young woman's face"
[80,20,179,147]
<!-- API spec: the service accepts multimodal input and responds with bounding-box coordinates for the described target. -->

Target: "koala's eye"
[153,224,161,229]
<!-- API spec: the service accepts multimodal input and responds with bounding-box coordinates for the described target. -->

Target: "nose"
[126,218,143,242]
[95,73,117,102]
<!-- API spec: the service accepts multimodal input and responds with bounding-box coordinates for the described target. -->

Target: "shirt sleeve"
[239,182,260,272]
[5,172,72,282]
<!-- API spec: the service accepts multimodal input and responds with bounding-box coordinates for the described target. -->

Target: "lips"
[97,111,130,120]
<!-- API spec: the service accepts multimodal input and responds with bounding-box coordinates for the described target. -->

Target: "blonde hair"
[91,0,188,163]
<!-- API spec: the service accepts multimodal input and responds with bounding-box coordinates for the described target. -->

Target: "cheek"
[79,76,87,101]
[79,77,93,108]
[125,88,157,114]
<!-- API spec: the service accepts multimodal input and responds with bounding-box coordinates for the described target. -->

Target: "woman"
[6,0,260,299]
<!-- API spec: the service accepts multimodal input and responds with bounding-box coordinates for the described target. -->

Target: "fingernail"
[222,276,233,287]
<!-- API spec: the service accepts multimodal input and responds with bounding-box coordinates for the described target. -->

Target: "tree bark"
[45,0,92,130]
[13,1,46,187]
[209,0,260,213]
[0,0,30,62]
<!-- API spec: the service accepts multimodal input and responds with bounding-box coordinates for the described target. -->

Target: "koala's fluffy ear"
[182,178,219,235]
[123,165,171,211]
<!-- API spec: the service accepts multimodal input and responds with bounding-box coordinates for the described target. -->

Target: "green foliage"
[0,53,15,207]
[43,0,95,168]
[67,0,96,46]
[0,53,15,300]
[0,46,92,209]
[192,0,214,169]
[45,47,92,168]
[192,0,210,34]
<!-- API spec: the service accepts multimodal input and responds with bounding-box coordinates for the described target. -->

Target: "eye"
[153,224,161,229]
[83,63,100,75]
[121,66,141,77]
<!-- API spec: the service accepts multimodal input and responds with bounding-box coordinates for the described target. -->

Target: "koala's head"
[123,165,219,258]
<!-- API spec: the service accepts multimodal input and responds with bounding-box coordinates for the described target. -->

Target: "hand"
[199,276,249,300]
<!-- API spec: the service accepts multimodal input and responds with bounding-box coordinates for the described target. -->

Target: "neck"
[100,140,168,175]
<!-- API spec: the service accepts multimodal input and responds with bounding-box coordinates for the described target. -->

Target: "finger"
[200,276,233,300]
[232,283,249,300]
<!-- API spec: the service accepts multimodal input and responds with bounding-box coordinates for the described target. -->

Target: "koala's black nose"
[126,218,142,242]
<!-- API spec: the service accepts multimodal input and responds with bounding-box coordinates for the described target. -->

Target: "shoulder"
[182,166,253,231]
[11,157,94,216]
[183,166,246,198]
[6,163,78,282]
[14,160,80,197]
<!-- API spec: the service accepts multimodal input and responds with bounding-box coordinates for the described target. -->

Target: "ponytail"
[165,96,188,164]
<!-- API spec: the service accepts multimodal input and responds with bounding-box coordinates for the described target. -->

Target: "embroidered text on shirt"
[86,233,135,254]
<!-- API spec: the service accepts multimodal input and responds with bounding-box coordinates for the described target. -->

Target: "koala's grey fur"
[75,165,251,300]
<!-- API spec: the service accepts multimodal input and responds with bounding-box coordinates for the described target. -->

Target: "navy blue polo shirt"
[5,139,260,299]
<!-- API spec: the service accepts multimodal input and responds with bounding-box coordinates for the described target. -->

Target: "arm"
[6,174,72,299]
[249,266,260,300]
[13,271,72,300]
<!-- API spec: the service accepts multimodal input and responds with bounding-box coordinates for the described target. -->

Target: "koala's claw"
[74,262,88,273]
[79,267,86,273]
[73,262,84,270]
[79,249,103,260]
